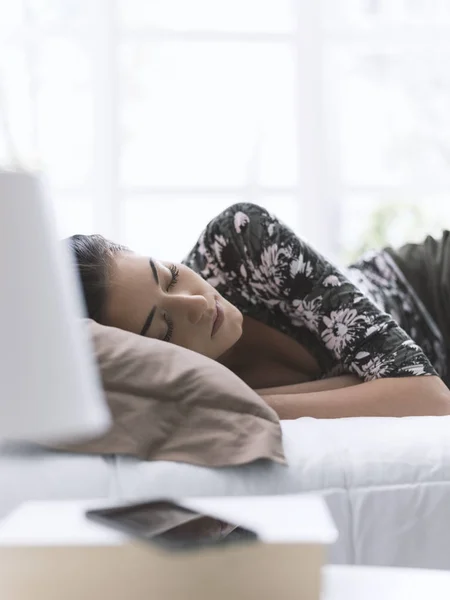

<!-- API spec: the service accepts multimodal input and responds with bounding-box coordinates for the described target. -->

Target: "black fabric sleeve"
[183,203,438,382]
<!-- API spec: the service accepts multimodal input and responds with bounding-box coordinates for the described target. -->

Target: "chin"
[209,331,239,362]
[223,323,244,355]
[230,304,243,327]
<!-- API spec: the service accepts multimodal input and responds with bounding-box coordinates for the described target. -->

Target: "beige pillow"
[50,319,286,467]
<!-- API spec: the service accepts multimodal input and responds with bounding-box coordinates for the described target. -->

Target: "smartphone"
[86,500,259,553]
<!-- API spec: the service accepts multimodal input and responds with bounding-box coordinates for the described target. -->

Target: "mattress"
[1,415,450,569]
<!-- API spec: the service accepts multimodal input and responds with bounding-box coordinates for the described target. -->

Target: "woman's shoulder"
[202,202,273,239]
[182,202,277,272]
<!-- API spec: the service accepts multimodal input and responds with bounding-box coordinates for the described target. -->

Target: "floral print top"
[182,203,438,382]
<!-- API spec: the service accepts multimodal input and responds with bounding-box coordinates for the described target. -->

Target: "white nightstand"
[0,497,336,600]
[1,500,450,599]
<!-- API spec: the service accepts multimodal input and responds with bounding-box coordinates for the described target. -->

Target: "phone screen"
[86,500,259,552]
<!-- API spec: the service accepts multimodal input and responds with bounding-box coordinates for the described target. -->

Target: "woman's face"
[105,252,243,360]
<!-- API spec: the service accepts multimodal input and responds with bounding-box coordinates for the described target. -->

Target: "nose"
[168,294,210,325]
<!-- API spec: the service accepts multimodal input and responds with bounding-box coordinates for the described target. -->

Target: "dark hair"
[66,234,129,324]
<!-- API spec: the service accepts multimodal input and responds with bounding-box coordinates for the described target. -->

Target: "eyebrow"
[149,258,159,286]
[139,259,159,337]
[139,306,156,337]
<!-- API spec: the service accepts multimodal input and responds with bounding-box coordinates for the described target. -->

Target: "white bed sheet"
[1,415,450,569]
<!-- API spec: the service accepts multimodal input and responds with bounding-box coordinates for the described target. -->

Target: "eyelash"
[162,314,174,342]
[167,264,179,290]
[162,264,179,342]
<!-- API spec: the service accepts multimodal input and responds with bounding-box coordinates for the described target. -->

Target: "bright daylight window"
[1,0,450,264]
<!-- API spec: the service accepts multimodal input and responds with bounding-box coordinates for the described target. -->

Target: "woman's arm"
[258,375,450,419]
[255,374,363,396]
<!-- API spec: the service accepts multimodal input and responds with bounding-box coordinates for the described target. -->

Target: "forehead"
[105,253,157,331]
[111,253,153,287]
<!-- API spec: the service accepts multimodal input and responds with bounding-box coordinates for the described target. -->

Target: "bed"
[1,415,450,569]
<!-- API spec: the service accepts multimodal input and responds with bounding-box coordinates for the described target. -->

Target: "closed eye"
[162,313,174,342]
[161,264,179,342]
[140,260,178,338]
[167,264,179,291]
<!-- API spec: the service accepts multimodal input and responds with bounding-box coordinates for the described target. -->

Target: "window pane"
[0,35,93,184]
[118,0,295,32]
[51,194,94,239]
[323,0,450,26]
[0,42,35,165]
[120,41,297,187]
[27,0,93,30]
[122,196,301,260]
[123,197,238,260]
[35,37,94,187]
[0,0,24,34]
[328,49,450,188]
[339,192,450,263]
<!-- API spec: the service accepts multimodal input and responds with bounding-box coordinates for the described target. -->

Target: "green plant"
[346,199,442,263]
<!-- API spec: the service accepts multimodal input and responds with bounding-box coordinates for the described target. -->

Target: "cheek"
[213,310,243,357]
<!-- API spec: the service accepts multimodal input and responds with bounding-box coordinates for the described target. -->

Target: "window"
[1,0,449,263]
[324,0,450,261]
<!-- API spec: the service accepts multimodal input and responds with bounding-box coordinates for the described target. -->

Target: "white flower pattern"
[290,255,314,279]
[323,274,341,287]
[292,298,321,331]
[182,202,443,384]
[352,353,391,380]
[234,211,250,233]
[322,308,365,356]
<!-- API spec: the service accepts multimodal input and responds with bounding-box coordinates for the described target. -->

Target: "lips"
[211,299,224,337]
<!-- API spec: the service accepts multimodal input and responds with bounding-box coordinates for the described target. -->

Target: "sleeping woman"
[67,202,450,419]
